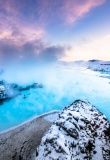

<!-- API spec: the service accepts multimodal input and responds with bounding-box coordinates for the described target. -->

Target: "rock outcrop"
[36,100,110,160]
[0,80,43,100]
[0,81,19,100]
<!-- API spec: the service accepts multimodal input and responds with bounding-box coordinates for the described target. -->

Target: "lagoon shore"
[0,111,59,160]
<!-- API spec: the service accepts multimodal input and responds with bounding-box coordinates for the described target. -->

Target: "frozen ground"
[0,64,110,131]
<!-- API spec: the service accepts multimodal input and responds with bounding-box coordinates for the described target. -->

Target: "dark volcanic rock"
[36,100,110,160]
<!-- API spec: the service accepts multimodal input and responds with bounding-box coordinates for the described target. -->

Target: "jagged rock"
[36,100,110,160]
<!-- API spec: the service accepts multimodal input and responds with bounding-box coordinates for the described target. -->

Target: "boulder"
[36,100,110,160]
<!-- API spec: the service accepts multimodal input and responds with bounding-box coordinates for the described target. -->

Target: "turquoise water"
[0,67,110,131]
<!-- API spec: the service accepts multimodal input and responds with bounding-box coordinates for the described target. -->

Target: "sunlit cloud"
[62,34,110,61]
[62,0,106,24]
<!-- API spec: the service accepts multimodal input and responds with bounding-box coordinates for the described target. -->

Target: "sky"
[0,0,110,65]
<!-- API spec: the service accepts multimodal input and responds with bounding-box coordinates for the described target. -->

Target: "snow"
[43,112,58,122]
[36,100,110,160]
[73,60,110,73]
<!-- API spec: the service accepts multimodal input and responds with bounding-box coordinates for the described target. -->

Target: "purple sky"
[0,0,110,64]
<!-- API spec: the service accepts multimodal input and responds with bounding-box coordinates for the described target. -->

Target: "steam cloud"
[0,38,67,66]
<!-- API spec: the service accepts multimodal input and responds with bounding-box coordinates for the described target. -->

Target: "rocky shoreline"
[0,100,110,160]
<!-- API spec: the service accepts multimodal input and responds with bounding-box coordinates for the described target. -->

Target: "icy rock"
[0,82,19,99]
[36,100,110,160]
[0,85,7,99]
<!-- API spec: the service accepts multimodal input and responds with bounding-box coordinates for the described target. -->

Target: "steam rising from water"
[0,64,110,131]
[1,64,110,98]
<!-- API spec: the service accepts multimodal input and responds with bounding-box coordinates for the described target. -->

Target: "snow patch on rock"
[36,100,110,160]
[0,81,19,99]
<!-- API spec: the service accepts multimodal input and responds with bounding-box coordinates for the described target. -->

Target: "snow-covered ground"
[86,60,110,72]
[61,60,110,73]
[0,63,110,131]
[78,60,110,73]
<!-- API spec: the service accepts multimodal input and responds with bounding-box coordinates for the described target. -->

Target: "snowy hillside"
[84,60,110,72]
[60,60,110,73]
[73,60,110,73]
[36,100,110,160]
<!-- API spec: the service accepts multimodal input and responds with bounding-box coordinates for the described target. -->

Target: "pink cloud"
[0,0,45,46]
[0,0,106,28]
[0,27,45,48]
[62,0,106,24]
[33,0,106,25]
